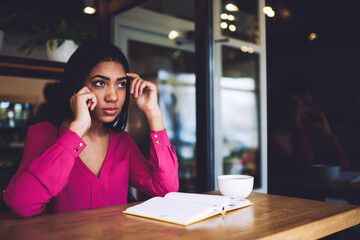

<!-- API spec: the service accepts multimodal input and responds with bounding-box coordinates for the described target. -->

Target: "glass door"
[213,0,267,192]
[113,6,197,193]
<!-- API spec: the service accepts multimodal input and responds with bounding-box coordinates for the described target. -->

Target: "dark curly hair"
[52,39,130,132]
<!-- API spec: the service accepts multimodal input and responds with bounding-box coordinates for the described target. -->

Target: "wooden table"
[0,192,359,240]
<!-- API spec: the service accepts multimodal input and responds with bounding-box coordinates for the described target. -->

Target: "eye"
[94,81,106,87]
[117,81,127,88]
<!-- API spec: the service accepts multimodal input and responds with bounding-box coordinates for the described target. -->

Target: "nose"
[105,85,118,102]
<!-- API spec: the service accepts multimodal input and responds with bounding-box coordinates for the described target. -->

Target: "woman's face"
[84,61,127,123]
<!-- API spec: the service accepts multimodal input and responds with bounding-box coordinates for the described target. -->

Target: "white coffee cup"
[217,175,254,199]
[311,164,340,184]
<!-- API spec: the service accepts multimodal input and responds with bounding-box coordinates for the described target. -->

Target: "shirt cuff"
[57,129,87,156]
[150,129,171,147]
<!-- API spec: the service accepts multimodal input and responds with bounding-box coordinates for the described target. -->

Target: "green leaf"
[17,18,97,56]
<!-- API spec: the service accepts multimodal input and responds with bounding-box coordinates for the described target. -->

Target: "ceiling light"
[168,31,179,40]
[84,0,96,14]
[241,46,249,52]
[281,9,291,18]
[263,6,275,17]
[308,32,317,41]
[226,3,239,12]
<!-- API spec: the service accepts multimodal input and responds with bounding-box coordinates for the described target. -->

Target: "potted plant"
[17,19,96,62]
[0,13,17,54]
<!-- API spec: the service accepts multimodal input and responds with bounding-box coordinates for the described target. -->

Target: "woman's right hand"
[308,111,333,137]
[69,86,97,138]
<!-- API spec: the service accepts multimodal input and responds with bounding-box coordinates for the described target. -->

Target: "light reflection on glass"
[225,3,239,12]
[168,30,179,40]
[263,6,275,17]
[221,0,259,44]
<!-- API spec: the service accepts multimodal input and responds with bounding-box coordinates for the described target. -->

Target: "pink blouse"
[4,121,179,217]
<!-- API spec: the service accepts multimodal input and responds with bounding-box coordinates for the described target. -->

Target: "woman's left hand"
[127,73,160,116]
[127,73,164,131]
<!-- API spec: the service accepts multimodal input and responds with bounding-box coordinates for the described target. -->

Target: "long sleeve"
[129,129,179,197]
[330,135,349,170]
[3,123,86,217]
[298,130,349,172]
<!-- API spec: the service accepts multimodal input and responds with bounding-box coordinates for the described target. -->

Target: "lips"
[102,108,119,115]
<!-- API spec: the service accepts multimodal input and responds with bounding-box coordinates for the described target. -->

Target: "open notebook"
[122,192,252,226]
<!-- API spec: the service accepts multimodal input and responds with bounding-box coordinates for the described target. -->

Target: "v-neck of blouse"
[60,126,112,181]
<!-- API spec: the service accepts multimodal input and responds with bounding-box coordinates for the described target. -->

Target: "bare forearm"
[145,107,165,131]
[69,121,88,138]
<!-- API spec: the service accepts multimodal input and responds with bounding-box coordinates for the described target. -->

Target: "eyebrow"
[90,75,127,81]
[117,77,127,81]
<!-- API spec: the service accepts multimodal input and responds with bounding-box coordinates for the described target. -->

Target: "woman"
[269,85,348,193]
[3,40,179,217]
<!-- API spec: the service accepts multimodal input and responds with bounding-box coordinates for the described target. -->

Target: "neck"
[86,118,107,137]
